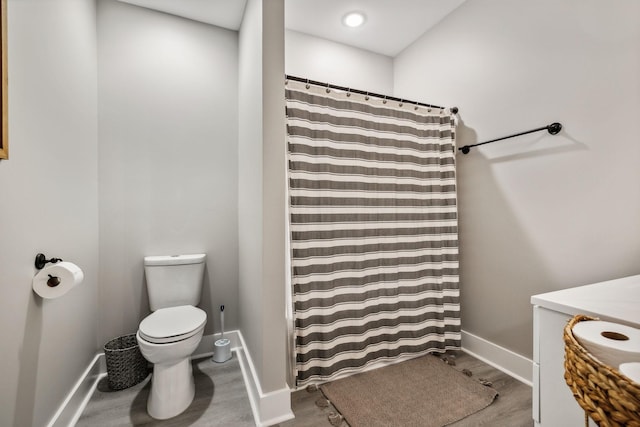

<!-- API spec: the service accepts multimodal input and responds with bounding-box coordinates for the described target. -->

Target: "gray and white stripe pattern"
[286,80,460,385]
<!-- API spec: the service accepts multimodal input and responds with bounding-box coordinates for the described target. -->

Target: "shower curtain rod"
[285,74,458,113]
[458,122,562,154]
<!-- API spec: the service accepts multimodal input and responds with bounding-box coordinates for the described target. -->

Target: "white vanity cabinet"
[531,274,640,427]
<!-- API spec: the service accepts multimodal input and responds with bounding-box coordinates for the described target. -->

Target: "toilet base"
[147,358,195,420]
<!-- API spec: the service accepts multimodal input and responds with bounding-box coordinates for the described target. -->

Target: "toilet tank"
[144,254,206,311]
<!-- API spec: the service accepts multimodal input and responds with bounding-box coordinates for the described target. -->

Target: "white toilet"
[136,253,207,420]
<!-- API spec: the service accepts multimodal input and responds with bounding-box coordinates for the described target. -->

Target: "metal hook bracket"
[35,253,63,270]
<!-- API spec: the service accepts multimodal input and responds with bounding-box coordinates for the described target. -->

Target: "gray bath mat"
[320,355,498,427]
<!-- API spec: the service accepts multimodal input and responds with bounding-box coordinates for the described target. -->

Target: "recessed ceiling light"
[342,11,366,28]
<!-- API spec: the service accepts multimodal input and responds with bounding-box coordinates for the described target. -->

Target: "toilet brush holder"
[213,338,231,363]
[213,304,232,363]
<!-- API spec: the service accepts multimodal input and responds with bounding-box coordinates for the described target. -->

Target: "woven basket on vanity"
[563,314,640,427]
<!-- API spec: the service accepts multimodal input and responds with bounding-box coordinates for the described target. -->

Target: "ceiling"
[285,0,466,57]
[117,0,248,30]
[117,0,466,57]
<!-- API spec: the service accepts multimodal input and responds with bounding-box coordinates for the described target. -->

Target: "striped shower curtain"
[285,79,460,386]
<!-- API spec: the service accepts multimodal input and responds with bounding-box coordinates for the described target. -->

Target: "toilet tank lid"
[144,254,206,266]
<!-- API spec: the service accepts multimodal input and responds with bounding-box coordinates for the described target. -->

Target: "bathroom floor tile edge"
[46,329,531,427]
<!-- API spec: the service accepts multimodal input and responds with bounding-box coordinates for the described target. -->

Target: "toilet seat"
[139,305,206,344]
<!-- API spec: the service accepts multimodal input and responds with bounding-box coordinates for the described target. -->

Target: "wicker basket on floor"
[104,334,149,390]
[563,314,640,427]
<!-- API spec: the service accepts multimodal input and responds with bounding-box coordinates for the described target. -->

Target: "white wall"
[97,0,239,344]
[238,0,288,395]
[394,0,640,358]
[285,30,393,95]
[0,1,99,425]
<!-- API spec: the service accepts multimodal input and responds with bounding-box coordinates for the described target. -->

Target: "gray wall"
[97,0,239,345]
[394,0,640,358]
[260,0,287,393]
[238,0,264,385]
[238,0,288,393]
[285,30,394,94]
[0,1,99,425]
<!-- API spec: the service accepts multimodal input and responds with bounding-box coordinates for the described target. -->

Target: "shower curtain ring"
[383,95,387,104]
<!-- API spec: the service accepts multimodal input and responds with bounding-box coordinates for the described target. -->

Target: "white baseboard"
[236,331,294,427]
[47,353,105,427]
[461,329,533,386]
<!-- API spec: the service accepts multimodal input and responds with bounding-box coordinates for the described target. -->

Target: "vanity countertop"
[531,274,640,327]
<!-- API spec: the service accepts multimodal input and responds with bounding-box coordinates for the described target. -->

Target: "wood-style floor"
[77,351,533,426]
[76,355,254,427]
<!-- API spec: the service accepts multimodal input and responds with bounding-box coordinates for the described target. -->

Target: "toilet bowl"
[136,304,206,420]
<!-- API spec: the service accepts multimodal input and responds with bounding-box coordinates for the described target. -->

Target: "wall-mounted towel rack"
[459,122,562,154]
